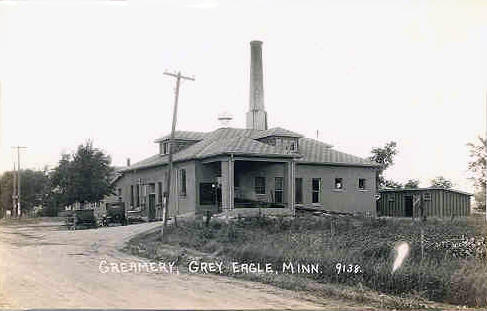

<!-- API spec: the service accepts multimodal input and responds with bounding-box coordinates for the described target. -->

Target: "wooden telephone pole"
[12,162,16,217]
[12,146,26,218]
[161,71,194,239]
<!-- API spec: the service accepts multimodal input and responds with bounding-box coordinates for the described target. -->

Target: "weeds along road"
[0,219,361,310]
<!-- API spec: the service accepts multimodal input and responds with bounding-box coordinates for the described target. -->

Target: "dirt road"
[0,219,364,309]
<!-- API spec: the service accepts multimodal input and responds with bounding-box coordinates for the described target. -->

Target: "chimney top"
[250,40,263,45]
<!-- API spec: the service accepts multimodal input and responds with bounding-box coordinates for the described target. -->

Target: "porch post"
[287,160,295,216]
[229,156,235,210]
[221,157,234,213]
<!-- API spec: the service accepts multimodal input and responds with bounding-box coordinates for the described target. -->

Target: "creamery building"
[111,41,379,220]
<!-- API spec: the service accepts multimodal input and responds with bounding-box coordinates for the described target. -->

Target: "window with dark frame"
[136,184,140,207]
[312,178,321,203]
[358,178,366,190]
[290,142,295,151]
[295,178,303,204]
[255,176,266,194]
[274,177,284,203]
[157,182,163,204]
[179,169,187,196]
[130,185,134,207]
[335,178,343,190]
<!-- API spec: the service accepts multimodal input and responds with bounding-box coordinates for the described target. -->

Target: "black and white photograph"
[0,0,486,309]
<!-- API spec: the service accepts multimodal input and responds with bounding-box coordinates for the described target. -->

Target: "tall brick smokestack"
[246,40,268,130]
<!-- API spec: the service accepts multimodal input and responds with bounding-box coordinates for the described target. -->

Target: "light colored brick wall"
[296,164,377,215]
[113,159,377,218]
[113,161,197,218]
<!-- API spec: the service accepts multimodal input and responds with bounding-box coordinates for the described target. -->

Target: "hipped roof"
[120,127,378,172]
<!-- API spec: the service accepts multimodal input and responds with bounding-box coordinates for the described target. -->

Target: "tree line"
[0,141,114,217]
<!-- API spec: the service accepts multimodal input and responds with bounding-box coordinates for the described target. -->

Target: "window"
[163,143,168,154]
[136,184,140,207]
[130,185,134,207]
[312,178,321,203]
[117,188,122,197]
[255,177,266,194]
[335,178,343,190]
[423,192,432,201]
[157,182,163,204]
[295,178,303,204]
[179,169,187,196]
[358,178,366,190]
[274,177,284,203]
[290,142,296,151]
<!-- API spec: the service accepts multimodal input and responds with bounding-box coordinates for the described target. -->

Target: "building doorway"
[404,195,413,217]
[295,178,303,204]
[148,193,156,221]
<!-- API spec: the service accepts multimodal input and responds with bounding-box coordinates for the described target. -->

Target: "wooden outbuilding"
[377,188,471,218]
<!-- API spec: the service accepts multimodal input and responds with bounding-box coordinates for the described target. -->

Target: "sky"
[0,0,486,192]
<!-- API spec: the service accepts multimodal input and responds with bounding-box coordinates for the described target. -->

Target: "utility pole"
[161,71,194,239]
[12,162,16,218]
[12,146,26,218]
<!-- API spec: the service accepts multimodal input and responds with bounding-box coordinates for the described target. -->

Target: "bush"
[449,261,487,307]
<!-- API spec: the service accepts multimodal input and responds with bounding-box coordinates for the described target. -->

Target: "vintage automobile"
[64,209,99,230]
[103,202,127,226]
[126,208,145,224]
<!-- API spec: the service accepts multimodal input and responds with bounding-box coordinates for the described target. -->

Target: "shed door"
[404,196,413,217]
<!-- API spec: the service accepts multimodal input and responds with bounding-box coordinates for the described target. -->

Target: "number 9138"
[335,263,362,274]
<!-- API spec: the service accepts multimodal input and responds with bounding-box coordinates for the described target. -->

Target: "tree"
[384,179,403,189]
[369,141,399,189]
[430,176,453,189]
[19,169,49,215]
[467,136,486,212]
[404,179,420,189]
[0,169,50,217]
[0,172,14,217]
[50,141,114,207]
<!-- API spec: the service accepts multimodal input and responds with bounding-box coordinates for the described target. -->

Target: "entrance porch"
[196,156,296,216]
